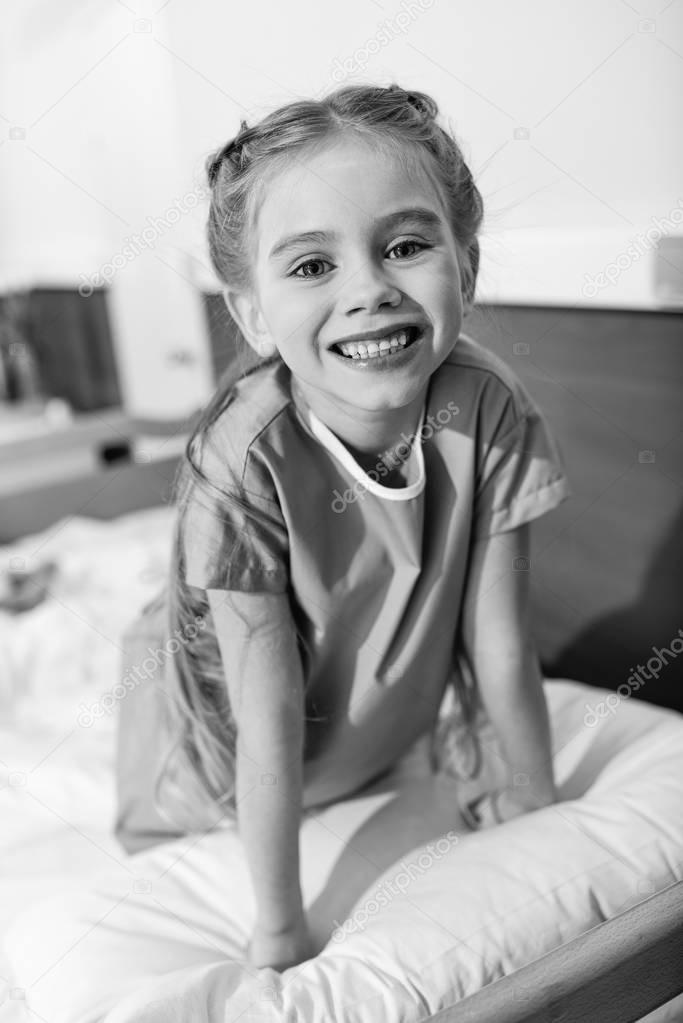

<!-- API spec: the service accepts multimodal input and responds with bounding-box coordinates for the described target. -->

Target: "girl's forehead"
[253,136,448,246]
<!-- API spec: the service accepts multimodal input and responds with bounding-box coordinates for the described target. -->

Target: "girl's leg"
[114,591,232,854]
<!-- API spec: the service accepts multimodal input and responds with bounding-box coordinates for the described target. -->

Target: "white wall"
[0,1,214,418]
[1,0,681,416]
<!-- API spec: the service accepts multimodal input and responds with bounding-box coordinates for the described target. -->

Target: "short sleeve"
[472,383,572,540]
[176,430,289,594]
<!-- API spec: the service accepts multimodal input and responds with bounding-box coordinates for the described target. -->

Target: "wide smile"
[328,325,424,367]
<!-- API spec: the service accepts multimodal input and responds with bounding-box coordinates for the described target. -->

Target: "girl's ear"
[223,288,278,358]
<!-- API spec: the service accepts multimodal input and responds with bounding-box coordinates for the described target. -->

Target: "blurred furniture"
[0,288,121,412]
[0,410,185,543]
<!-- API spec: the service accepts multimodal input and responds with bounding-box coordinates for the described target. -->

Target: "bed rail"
[428,880,683,1023]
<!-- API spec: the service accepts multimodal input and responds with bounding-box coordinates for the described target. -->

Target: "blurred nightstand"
[0,404,190,542]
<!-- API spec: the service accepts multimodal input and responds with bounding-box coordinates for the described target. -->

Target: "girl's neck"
[290,376,429,467]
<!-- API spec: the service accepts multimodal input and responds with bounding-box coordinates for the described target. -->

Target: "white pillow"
[94,678,683,1023]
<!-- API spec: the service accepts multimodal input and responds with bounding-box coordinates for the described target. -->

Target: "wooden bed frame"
[430,881,683,1022]
[1,304,681,1021]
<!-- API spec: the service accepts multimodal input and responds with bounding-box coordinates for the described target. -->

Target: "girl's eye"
[291,258,333,279]
[387,239,427,260]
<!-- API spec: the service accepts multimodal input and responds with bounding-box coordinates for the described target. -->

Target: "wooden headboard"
[466,305,683,714]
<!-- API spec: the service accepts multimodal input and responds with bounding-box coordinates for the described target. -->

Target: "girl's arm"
[207,589,314,968]
[459,523,558,823]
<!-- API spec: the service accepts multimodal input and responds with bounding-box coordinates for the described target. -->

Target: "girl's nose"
[339,261,402,316]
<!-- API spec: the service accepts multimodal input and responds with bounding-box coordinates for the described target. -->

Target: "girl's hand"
[462,787,556,829]
[247,914,315,972]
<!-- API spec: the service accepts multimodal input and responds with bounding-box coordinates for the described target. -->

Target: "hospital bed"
[1,303,681,1022]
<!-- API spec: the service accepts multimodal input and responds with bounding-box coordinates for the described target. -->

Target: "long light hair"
[154,83,485,829]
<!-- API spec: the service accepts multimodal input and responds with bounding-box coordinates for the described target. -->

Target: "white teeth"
[336,329,415,359]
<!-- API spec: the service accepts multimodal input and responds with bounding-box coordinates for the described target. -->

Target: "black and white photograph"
[1,2,682,1020]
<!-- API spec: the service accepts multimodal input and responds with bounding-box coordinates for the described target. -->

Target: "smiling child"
[115,84,572,973]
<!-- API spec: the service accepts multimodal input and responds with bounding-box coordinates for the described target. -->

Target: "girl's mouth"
[330,326,423,363]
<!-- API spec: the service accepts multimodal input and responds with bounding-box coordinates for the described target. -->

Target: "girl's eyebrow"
[379,207,443,233]
[268,207,443,261]
[269,230,337,261]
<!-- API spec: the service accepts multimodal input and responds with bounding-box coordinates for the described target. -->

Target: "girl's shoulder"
[176,358,296,502]
[208,358,294,456]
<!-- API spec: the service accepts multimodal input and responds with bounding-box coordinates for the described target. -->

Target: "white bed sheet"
[1,508,682,1023]
[1,509,176,1020]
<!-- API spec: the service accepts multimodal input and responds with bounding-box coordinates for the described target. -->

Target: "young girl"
[115,82,571,977]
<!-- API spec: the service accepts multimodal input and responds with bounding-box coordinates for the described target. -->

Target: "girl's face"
[230,135,466,434]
